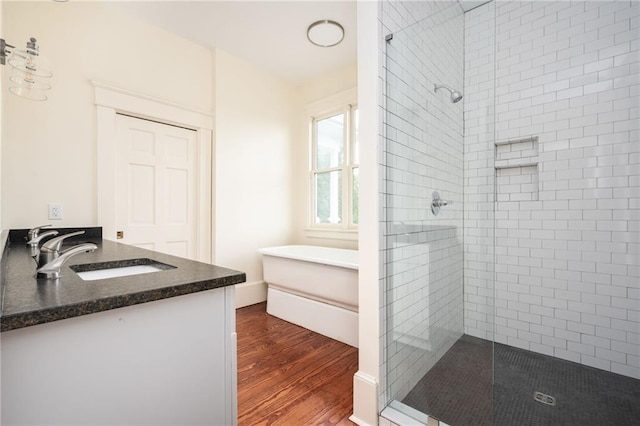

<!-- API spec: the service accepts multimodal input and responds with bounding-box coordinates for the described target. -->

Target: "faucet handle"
[26,224,53,241]
[26,230,59,247]
[430,191,451,216]
[41,231,85,253]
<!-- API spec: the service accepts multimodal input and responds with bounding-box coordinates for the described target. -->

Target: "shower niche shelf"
[494,136,539,170]
[495,136,539,202]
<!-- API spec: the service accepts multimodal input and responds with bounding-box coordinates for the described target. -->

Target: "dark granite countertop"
[0,228,246,332]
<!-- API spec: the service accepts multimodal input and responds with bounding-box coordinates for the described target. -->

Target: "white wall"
[351,2,381,425]
[465,0,639,379]
[297,62,358,105]
[293,63,358,250]
[1,2,213,228]
[213,49,296,308]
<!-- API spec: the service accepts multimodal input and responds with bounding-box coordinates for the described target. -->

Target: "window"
[310,105,359,230]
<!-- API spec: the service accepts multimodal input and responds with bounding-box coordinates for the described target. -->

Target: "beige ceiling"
[110,1,357,86]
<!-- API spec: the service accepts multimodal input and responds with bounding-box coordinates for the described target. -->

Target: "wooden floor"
[236,303,358,426]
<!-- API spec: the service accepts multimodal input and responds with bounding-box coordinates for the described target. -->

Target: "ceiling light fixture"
[307,20,344,48]
[1,37,52,101]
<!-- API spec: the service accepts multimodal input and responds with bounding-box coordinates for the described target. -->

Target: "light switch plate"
[48,203,63,220]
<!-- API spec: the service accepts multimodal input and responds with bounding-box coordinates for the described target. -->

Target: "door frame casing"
[93,81,213,263]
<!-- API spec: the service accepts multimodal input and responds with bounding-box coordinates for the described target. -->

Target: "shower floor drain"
[534,391,556,406]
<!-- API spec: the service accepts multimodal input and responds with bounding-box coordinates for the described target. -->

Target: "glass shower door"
[382,1,496,425]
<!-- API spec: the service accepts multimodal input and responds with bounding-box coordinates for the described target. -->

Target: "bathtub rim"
[258,245,358,270]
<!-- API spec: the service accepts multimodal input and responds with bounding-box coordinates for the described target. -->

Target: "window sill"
[304,227,358,241]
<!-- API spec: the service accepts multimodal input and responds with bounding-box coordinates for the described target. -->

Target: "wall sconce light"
[1,37,52,101]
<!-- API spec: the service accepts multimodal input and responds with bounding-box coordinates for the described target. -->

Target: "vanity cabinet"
[0,229,244,426]
[2,285,237,425]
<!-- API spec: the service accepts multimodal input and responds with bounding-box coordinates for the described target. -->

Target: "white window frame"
[307,91,358,239]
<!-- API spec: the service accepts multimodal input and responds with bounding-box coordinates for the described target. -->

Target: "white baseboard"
[348,414,373,426]
[352,371,379,426]
[234,281,267,308]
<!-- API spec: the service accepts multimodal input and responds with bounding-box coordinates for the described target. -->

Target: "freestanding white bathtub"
[258,245,359,347]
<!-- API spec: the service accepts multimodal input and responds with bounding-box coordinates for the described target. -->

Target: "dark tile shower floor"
[402,335,640,426]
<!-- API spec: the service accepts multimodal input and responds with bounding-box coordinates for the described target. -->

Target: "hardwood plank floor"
[237,302,358,426]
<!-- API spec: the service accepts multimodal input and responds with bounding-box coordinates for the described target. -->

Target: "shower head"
[434,84,463,103]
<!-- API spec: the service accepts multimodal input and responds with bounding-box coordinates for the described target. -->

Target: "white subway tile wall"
[463,0,497,343]
[380,0,638,420]
[464,0,639,379]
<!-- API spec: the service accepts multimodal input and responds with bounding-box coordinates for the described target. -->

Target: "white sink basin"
[75,264,166,281]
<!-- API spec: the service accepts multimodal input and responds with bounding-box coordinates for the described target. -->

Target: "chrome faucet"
[26,225,59,248]
[27,224,51,241]
[37,231,86,268]
[36,243,98,279]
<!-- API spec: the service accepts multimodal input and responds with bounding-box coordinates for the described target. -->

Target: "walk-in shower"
[381,1,639,425]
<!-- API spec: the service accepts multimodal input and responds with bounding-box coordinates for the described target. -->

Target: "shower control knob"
[431,191,450,216]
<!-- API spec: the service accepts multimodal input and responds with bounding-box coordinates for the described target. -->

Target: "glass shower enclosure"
[383,1,495,424]
[382,1,639,425]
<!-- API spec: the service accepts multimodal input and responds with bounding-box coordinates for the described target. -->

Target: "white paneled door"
[115,114,198,259]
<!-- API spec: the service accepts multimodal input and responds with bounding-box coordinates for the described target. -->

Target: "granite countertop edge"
[1,273,245,332]
[1,228,247,333]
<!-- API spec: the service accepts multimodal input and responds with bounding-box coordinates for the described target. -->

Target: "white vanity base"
[1,286,237,426]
